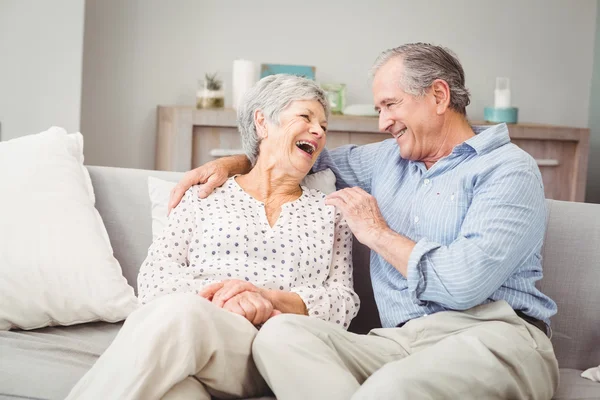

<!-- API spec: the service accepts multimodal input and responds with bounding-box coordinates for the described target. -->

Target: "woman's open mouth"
[295,140,316,156]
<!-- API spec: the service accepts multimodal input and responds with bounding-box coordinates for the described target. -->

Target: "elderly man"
[169,43,559,399]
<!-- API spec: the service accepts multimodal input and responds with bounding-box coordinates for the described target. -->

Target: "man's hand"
[198,279,261,308]
[222,291,281,325]
[325,187,389,247]
[327,186,416,276]
[168,161,229,214]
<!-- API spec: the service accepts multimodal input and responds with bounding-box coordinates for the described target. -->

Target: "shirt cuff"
[289,287,326,320]
[406,237,441,306]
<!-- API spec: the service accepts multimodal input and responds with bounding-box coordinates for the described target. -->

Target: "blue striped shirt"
[313,123,558,328]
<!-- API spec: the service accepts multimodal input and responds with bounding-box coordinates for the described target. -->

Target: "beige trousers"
[66,293,269,400]
[253,300,559,400]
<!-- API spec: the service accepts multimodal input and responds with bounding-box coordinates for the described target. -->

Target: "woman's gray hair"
[371,43,471,115]
[237,74,330,166]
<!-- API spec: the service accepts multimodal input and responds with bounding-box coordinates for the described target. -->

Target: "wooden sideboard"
[156,106,590,202]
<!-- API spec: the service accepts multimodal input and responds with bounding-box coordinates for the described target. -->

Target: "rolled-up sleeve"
[291,212,360,329]
[406,164,547,310]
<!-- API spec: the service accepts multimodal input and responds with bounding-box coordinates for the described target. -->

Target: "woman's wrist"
[260,289,308,316]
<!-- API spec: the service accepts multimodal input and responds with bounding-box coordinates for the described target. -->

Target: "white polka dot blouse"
[138,177,360,328]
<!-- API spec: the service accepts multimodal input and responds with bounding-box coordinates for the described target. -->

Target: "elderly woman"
[66,74,360,400]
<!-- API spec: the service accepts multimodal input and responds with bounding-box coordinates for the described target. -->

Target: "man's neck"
[422,113,475,169]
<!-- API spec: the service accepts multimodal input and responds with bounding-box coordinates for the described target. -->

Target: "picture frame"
[260,63,316,80]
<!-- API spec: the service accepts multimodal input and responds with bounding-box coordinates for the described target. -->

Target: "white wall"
[81,0,597,171]
[0,0,85,141]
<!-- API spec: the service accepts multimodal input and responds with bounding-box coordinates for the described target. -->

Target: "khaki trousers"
[253,300,559,400]
[66,293,268,400]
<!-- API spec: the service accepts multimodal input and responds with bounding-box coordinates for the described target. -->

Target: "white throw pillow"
[300,169,337,195]
[581,365,600,382]
[148,169,337,240]
[0,127,139,330]
[148,175,181,241]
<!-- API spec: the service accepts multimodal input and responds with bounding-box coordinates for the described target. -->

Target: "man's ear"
[254,110,268,139]
[431,79,451,115]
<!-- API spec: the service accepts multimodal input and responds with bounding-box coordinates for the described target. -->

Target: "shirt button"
[414,216,420,224]
[423,179,430,185]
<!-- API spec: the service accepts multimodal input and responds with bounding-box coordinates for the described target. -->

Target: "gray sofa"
[1,165,599,400]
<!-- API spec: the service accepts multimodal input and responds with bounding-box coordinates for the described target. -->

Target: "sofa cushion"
[86,166,184,293]
[0,322,121,399]
[553,368,600,400]
[2,326,595,400]
[538,200,600,371]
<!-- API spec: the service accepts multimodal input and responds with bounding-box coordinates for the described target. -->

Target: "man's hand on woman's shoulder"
[168,155,251,213]
[168,161,229,214]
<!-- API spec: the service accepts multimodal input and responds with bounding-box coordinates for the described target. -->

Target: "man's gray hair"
[371,43,471,115]
[237,74,330,166]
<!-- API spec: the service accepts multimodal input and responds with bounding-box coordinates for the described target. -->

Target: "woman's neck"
[235,160,303,206]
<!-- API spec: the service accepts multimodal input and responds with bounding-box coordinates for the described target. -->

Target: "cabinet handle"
[209,148,246,157]
[535,159,560,167]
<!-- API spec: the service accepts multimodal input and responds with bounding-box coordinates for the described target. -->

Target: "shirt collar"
[453,123,511,155]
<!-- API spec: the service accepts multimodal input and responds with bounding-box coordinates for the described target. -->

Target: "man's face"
[373,57,442,162]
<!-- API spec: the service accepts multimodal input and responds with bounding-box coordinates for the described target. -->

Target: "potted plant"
[197,73,225,109]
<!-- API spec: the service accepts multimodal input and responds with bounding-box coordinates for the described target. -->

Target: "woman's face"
[258,99,328,177]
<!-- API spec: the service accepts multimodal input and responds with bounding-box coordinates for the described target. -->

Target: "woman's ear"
[254,110,268,139]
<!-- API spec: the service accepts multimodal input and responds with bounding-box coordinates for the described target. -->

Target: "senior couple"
[68,43,559,400]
